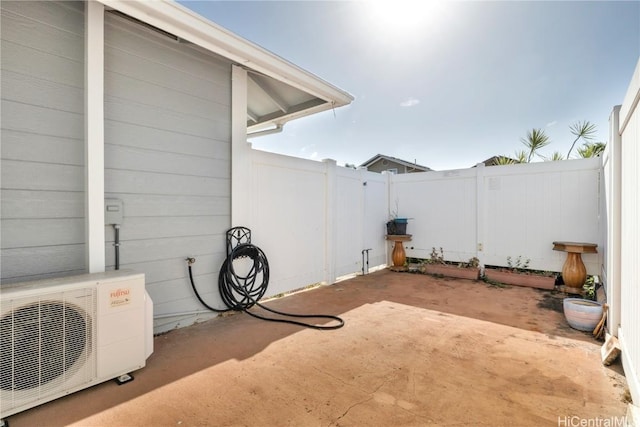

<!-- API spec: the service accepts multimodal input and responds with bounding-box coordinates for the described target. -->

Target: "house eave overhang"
[247,99,331,135]
[97,0,354,132]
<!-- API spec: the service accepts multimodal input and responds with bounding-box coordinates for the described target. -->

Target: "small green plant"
[506,256,530,272]
[461,257,480,269]
[428,248,479,269]
[583,276,596,301]
[499,256,555,277]
[429,247,446,264]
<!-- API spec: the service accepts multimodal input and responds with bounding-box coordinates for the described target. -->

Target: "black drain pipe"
[113,225,120,270]
[362,248,372,275]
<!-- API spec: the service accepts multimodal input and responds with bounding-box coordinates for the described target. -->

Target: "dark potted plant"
[385,215,409,235]
[483,256,556,290]
[385,219,396,235]
[392,217,408,234]
[422,248,480,280]
[385,201,409,235]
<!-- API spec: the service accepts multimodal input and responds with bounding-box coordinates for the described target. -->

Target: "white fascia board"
[97,0,354,108]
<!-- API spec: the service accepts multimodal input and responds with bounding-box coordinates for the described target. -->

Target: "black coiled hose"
[188,243,344,330]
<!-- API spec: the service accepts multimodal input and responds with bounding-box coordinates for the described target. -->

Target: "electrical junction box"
[105,199,123,225]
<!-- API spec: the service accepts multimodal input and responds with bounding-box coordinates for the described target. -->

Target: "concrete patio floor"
[8,269,629,427]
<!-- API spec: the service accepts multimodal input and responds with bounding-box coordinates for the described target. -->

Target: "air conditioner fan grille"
[1,302,87,391]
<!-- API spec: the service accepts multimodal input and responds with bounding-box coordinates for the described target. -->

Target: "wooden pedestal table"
[386,234,412,271]
[552,241,597,294]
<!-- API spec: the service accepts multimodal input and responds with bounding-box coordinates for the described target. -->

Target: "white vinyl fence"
[602,107,622,337]
[392,158,603,274]
[333,164,389,277]
[243,147,603,298]
[606,58,640,406]
[244,148,389,296]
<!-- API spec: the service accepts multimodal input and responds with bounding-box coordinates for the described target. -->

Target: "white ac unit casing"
[0,270,153,419]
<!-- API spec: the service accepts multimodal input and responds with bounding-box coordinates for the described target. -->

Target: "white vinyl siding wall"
[1,1,86,283]
[103,13,232,327]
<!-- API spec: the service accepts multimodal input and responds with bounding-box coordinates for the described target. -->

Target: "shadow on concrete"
[8,269,625,427]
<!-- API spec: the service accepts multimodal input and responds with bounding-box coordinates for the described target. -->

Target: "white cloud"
[300,144,316,153]
[546,120,558,127]
[400,98,420,107]
[309,151,318,159]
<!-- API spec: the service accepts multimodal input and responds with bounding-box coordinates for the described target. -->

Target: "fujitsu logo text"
[110,288,130,299]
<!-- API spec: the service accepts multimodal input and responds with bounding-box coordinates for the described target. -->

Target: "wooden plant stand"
[552,241,597,294]
[386,234,412,271]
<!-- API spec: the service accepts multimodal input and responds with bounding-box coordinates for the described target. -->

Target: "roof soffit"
[98,0,353,133]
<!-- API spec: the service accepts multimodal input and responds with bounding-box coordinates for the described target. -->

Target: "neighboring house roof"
[360,154,432,173]
[99,0,354,135]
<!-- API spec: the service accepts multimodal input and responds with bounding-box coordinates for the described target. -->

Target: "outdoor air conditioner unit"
[0,270,153,420]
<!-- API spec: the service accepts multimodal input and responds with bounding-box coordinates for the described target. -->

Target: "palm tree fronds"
[520,128,550,162]
[546,151,564,161]
[570,120,597,140]
[567,120,597,158]
[577,142,606,158]
[514,150,528,164]
[495,156,516,165]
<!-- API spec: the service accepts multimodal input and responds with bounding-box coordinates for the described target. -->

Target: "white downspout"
[247,124,284,139]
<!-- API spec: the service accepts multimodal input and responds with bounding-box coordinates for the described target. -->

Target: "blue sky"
[181,1,640,171]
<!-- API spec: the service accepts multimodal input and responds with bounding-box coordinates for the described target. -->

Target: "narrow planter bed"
[423,264,480,280]
[483,269,556,290]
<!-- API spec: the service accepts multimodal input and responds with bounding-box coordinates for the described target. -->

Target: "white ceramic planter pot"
[563,298,603,332]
